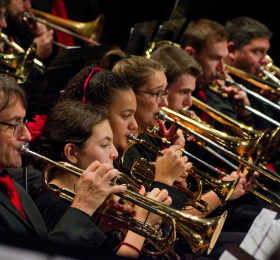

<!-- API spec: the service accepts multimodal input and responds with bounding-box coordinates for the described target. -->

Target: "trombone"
[21,143,227,257]
[259,55,280,85]
[157,109,280,207]
[23,8,104,47]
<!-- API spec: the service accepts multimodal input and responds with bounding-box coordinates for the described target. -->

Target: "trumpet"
[21,143,227,257]
[23,8,104,47]
[124,132,239,211]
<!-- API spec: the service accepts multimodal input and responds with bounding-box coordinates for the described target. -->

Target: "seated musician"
[28,99,172,259]
[0,74,160,259]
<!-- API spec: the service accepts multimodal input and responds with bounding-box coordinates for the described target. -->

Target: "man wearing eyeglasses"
[0,75,130,259]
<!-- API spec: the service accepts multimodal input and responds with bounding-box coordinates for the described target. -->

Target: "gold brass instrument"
[145,40,181,58]
[23,8,104,47]
[259,55,280,85]
[21,143,228,257]
[158,108,280,183]
[0,42,37,82]
[189,96,280,164]
[126,131,240,209]
[158,109,280,207]
[0,32,46,75]
[225,64,280,98]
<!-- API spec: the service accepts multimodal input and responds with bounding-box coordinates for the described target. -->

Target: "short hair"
[60,66,132,110]
[0,0,10,8]
[150,45,202,86]
[0,75,27,113]
[101,49,165,91]
[180,18,229,54]
[29,100,109,170]
[224,17,273,49]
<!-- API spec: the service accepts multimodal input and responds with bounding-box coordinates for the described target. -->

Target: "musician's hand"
[71,161,127,216]
[185,110,198,142]
[100,195,136,233]
[154,145,191,186]
[245,171,259,190]
[33,29,54,59]
[31,22,48,36]
[222,171,246,200]
[158,119,185,148]
[134,186,171,228]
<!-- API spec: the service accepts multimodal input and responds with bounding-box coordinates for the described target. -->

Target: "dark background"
[97,0,280,64]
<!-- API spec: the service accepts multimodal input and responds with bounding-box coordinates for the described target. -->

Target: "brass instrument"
[259,55,280,85]
[0,42,37,82]
[23,8,104,46]
[157,109,280,207]
[225,64,280,98]
[0,32,46,74]
[125,131,240,209]
[21,143,227,257]
[158,108,280,182]
[189,96,280,164]
[145,40,181,58]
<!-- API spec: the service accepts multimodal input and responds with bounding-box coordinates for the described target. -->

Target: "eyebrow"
[6,115,23,122]
[122,109,134,113]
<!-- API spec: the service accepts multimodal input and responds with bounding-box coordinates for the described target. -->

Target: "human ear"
[227,42,238,60]
[64,143,78,164]
[184,46,195,56]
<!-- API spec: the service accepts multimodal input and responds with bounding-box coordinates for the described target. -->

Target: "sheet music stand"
[154,18,186,43]
[126,20,158,56]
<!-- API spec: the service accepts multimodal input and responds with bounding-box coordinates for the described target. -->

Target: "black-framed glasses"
[0,119,28,136]
[135,89,169,104]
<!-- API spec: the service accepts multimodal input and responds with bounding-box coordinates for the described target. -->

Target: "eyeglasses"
[0,119,28,136]
[135,89,169,104]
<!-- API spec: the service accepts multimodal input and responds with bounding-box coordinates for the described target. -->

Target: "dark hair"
[60,66,132,109]
[0,75,27,112]
[101,49,165,91]
[150,45,202,86]
[30,100,109,170]
[0,0,10,8]
[180,18,229,54]
[224,17,273,49]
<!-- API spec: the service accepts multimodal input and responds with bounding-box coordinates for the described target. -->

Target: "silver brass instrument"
[23,8,104,47]
[21,144,228,257]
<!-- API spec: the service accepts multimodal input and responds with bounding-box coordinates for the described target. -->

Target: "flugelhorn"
[23,8,104,47]
[21,143,227,257]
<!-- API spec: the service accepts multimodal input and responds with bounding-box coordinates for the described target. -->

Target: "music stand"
[126,20,158,56]
[154,18,186,43]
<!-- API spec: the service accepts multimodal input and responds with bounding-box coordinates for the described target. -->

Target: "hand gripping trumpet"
[21,143,227,257]
[124,132,239,211]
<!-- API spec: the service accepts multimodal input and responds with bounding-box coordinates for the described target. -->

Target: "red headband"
[82,67,101,102]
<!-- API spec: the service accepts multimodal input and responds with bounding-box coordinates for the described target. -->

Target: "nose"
[159,96,168,108]
[20,125,31,142]
[261,54,270,66]
[0,16,7,30]
[129,117,138,131]
[24,0,31,11]
[110,145,119,160]
[183,94,192,108]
